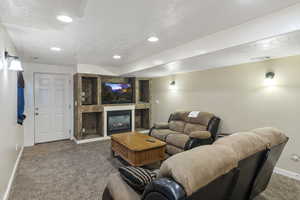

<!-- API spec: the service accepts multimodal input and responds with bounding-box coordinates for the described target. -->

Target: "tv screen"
[102,82,133,104]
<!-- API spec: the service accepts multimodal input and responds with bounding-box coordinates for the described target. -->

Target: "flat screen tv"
[102,82,133,104]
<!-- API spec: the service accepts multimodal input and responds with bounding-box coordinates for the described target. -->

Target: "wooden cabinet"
[74,74,103,140]
[135,108,150,131]
[135,78,151,104]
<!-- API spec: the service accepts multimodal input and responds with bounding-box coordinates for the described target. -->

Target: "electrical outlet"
[291,154,300,162]
[155,100,160,104]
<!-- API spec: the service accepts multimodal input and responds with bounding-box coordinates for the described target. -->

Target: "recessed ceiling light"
[56,15,73,23]
[113,55,121,59]
[147,36,159,42]
[50,47,62,51]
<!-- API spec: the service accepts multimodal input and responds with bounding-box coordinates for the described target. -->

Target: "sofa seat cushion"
[159,145,238,196]
[169,120,186,132]
[251,127,288,148]
[151,129,179,141]
[184,123,207,135]
[166,134,190,149]
[214,132,269,161]
[166,145,184,155]
[107,173,141,200]
[119,167,157,192]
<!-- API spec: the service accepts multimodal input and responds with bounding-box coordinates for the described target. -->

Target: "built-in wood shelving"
[74,73,152,140]
[135,108,150,131]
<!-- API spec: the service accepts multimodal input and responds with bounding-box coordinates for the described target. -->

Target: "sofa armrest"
[104,173,141,200]
[184,137,214,151]
[185,131,213,151]
[189,131,211,139]
[207,116,221,140]
[142,178,186,200]
[154,122,169,129]
[218,133,233,138]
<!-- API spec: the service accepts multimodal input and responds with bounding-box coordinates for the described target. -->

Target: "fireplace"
[107,110,132,135]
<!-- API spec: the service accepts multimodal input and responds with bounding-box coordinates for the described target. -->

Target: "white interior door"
[34,73,70,143]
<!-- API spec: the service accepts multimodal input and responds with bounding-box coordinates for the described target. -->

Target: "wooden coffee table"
[111,132,166,167]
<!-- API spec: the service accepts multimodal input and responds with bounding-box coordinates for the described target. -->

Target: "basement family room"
[0,1,300,200]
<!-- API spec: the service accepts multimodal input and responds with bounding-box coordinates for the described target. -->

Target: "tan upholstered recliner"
[103,127,289,200]
[149,111,221,155]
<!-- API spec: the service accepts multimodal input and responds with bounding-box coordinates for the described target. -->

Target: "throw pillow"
[119,166,157,192]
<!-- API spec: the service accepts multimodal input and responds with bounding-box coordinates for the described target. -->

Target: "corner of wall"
[0,23,24,200]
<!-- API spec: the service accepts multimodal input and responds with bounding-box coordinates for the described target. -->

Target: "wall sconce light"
[5,51,23,71]
[169,80,177,90]
[265,72,275,79]
[264,71,275,86]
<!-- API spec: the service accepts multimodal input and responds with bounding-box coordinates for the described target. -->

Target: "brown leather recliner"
[103,127,288,200]
[149,111,221,155]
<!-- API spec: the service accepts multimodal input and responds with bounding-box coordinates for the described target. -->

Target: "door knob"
[35,113,39,116]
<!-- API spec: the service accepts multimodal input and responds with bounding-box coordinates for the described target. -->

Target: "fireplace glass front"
[107,110,132,135]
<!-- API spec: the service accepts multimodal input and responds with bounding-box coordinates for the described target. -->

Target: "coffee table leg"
[111,149,115,157]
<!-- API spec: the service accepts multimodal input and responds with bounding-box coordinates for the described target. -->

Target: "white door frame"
[33,72,72,144]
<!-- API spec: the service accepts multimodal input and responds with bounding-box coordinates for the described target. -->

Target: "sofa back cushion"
[251,127,288,148]
[169,111,215,134]
[186,112,214,126]
[169,120,186,132]
[184,123,207,135]
[214,132,269,161]
[159,145,238,196]
[170,111,189,121]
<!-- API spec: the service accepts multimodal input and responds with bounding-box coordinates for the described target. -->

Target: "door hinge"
[69,129,72,135]
[68,104,71,109]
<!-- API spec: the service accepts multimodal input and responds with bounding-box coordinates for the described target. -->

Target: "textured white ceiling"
[1,0,300,71]
[124,30,300,77]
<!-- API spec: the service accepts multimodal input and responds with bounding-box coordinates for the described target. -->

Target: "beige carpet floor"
[9,140,300,200]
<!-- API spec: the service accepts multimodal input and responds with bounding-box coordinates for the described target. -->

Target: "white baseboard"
[73,136,110,144]
[3,146,24,200]
[274,167,300,181]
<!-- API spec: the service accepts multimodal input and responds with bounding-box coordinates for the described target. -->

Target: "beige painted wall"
[151,55,300,174]
[0,25,23,199]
